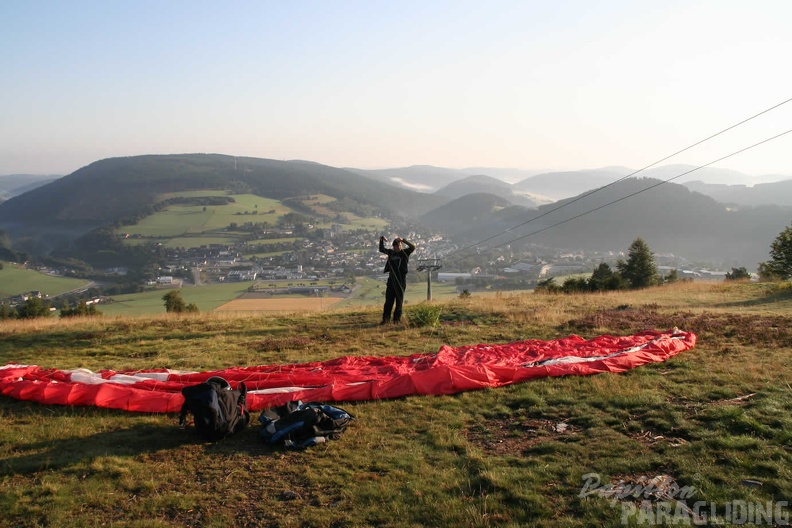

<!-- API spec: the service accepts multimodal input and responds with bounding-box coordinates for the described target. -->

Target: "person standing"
[379,235,416,324]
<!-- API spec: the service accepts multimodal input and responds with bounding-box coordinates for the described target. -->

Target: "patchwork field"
[116,192,388,250]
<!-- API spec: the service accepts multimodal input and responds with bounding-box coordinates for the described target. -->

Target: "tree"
[60,300,102,317]
[0,303,16,319]
[561,276,589,293]
[162,290,187,313]
[757,261,781,282]
[760,224,792,280]
[616,238,659,289]
[534,277,560,293]
[663,268,680,284]
[725,267,751,282]
[17,296,51,318]
[589,263,627,291]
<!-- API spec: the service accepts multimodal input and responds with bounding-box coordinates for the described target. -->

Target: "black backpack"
[179,377,250,441]
[259,401,354,449]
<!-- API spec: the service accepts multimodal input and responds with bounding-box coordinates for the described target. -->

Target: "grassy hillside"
[117,192,389,250]
[120,193,290,238]
[1,282,791,527]
[0,262,91,298]
[0,154,445,256]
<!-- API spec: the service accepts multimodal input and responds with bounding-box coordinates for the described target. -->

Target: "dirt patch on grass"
[466,418,577,455]
[564,308,792,347]
[214,297,344,312]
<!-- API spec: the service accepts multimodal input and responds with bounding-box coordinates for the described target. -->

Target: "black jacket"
[380,238,416,275]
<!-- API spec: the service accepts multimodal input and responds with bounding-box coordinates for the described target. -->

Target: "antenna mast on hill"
[416,259,442,301]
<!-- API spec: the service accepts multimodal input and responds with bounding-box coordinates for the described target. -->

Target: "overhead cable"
[455,128,792,254]
[444,96,792,260]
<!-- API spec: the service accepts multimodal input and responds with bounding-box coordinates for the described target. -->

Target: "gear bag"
[179,377,250,441]
[259,401,353,449]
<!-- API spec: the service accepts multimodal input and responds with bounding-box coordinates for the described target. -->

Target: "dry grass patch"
[214,297,344,312]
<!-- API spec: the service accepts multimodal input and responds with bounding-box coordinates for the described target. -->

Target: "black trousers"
[383,273,407,322]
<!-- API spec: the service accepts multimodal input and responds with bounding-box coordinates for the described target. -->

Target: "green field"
[0,262,514,318]
[334,276,463,309]
[117,192,388,251]
[299,194,389,231]
[99,283,255,317]
[97,277,464,317]
[0,263,91,299]
[118,193,293,240]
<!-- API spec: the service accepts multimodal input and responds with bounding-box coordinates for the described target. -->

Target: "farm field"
[120,193,290,236]
[116,192,388,250]
[215,296,345,312]
[96,277,468,317]
[1,281,790,527]
[99,283,253,317]
[0,262,91,298]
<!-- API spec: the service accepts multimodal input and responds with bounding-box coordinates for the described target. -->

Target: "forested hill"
[0,154,447,255]
[439,177,792,268]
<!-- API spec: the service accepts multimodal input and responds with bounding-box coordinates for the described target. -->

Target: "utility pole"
[416,259,442,301]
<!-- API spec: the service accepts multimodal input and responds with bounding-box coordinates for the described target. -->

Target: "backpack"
[259,401,354,449]
[179,377,250,441]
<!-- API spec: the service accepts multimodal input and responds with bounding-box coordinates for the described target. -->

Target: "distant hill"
[349,166,545,193]
[420,193,514,233]
[345,165,471,192]
[348,163,791,207]
[512,168,635,201]
[434,175,541,207]
[510,165,792,203]
[0,174,61,202]
[683,179,792,207]
[458,167,545,184]
[0,154,448,255]
[639,164,784,186]
[429,177,791,269]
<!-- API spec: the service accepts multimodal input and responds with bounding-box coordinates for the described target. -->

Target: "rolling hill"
[433,174,542,207]
[1,155,789,271]
[0,174,61,203]
[0,154,450,255]
[352,163,791,205]
[429,177,792,268]
[420,193,515,233]
[683,179,792,207]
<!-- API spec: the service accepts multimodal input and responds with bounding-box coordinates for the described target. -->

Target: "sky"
[2,0,792,180]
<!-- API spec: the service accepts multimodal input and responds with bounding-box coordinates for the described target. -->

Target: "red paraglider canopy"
[0,329,696,413]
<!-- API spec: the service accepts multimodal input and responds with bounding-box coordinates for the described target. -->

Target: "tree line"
[535,227,792,295]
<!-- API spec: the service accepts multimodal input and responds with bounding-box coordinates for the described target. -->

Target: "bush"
[725,267,751,281]
[407,303,442,328]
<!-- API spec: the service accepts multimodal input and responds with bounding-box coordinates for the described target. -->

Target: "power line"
[451,128,792,255]
[444,96,792,260]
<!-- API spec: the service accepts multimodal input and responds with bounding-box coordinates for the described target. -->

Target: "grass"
[0,263,91,298]
[116,192,388,249]
[120,193,291,237]
[1,281,791,527]
[99,283,255,317]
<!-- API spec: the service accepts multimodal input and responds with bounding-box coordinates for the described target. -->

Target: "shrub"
[407,303,442,328]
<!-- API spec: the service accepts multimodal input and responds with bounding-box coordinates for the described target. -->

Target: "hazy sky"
[2,0,791,178]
